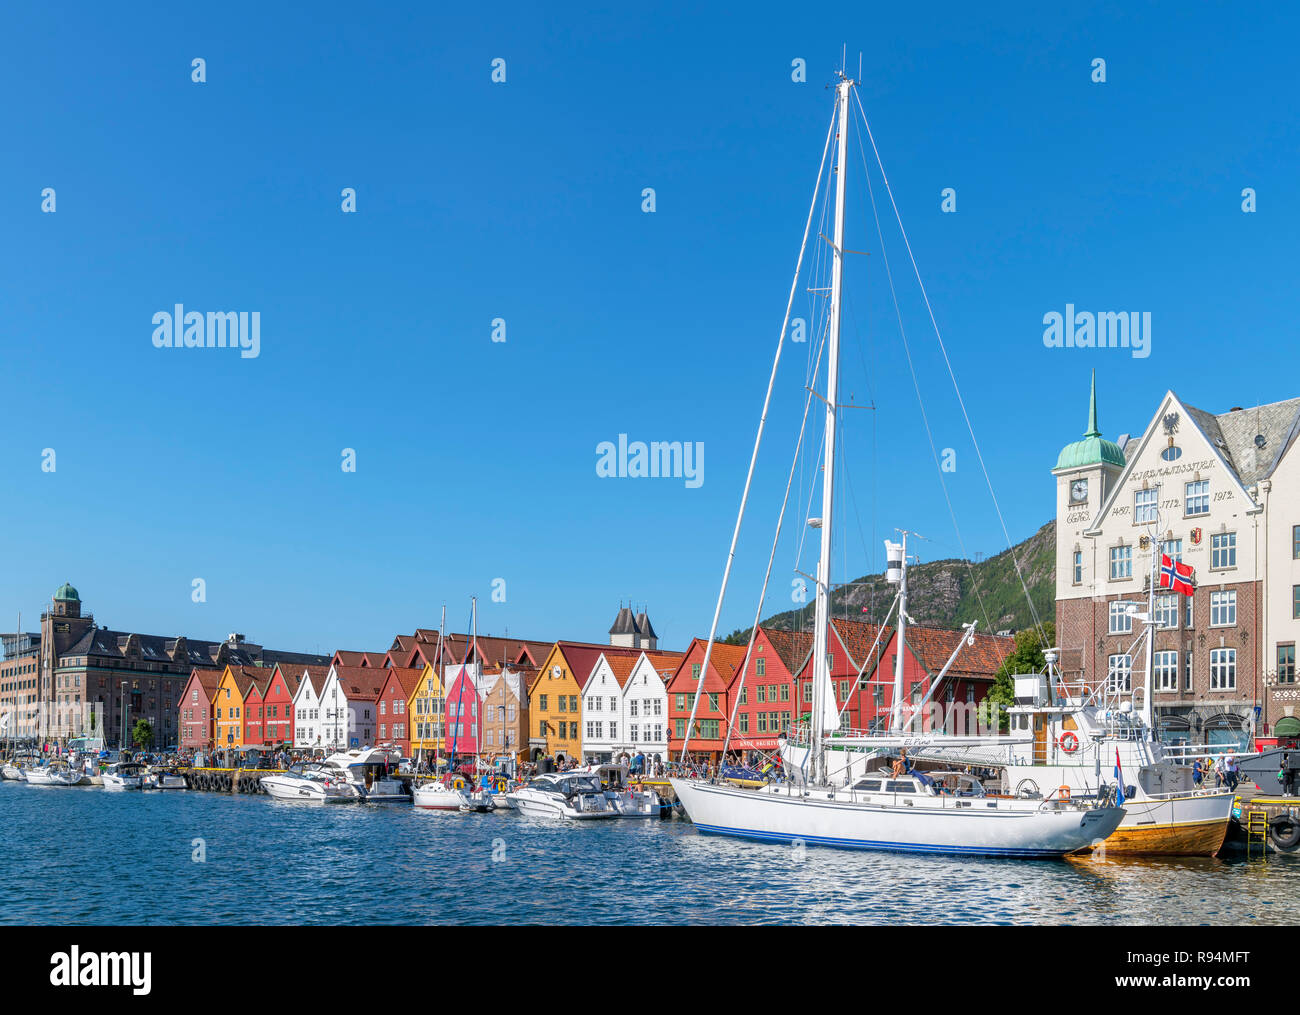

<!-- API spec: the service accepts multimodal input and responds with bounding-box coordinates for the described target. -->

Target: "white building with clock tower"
[1052,373,1300,749]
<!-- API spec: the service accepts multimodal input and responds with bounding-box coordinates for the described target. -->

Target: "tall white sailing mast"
[809,73,854,784]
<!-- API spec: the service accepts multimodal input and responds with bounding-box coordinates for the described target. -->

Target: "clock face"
[1070,479,1088,503]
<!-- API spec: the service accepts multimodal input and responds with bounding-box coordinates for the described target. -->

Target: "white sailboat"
[780,520,1234,855]
[669,72,1126,858]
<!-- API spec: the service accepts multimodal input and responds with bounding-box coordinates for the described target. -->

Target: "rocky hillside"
[722,520,1056,642]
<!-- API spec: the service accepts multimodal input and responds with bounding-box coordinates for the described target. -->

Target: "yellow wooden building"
[407,663,448,760]
[213,664,264,749]
[528,642,639,763]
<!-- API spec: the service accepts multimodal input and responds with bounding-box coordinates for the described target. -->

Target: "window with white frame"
[1185,480,1209,517]
[1185,650,1193,690]
[1210,648,1236,690]
[1210,590,1237,627]
[1155,594,1178,629]
[1153,650,1178,691]
[1107,654,1132,693]
[1109,601,1134,634]
[1134,487,1158,523]
[1211,531,1237,569]
[1160,539,1183,563]
[1185,596,1195,628]
[1072,551,1083,585]
[1110,545,1133,580]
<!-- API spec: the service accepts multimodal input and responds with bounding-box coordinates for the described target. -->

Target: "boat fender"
[1268,814,1300,852]
[1058,732,1079,753]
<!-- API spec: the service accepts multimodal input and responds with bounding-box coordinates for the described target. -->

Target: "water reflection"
[0,782,1287,925]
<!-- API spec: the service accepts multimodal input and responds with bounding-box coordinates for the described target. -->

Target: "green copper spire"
[1084,368,1100,438]
[1053,372,1126,471]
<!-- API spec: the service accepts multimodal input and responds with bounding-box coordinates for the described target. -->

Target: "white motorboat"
[101,762,145,791]
[261,762,358,803]
[672,770,1124,858]
[0,764,24,782]
[321,747,409,803]
[578,763,668,818]
[507,772,620,820]
[142,766,187,790]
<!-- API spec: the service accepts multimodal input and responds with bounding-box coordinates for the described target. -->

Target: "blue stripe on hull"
[691,822,1073,859]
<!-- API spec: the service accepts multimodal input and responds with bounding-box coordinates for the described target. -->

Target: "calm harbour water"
[1,780,1295,925]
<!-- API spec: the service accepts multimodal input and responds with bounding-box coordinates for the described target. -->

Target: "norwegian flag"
[1159,553,1195,596]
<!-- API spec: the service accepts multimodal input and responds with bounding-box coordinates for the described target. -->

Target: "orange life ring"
[1058,731,1079,753]
[1058,785,1071,800]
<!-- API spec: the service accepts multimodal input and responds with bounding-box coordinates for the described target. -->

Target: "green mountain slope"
[721,520,1056,643]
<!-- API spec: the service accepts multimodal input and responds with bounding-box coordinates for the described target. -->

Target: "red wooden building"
[375,666,423,756]
[666,639,749,762]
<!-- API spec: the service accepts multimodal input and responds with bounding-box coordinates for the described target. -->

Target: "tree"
[978,622,1055,733]
[131,719,155,749]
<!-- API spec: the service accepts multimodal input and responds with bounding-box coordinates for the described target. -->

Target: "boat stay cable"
[678,101,838,764]
[852,88,1048,646]
[848,95,1003,671]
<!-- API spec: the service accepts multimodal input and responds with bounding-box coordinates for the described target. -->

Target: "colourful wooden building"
[213,665,265,749]
[665,639,749,762]
[375,666,423,756]
[178,667,223,751]
[528,642,640,764]
[407,663,448,761]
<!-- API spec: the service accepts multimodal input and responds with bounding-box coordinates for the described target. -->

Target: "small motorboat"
[321,747,409,803]
[101,762,145,791]
[261,762,357,803]
[142,766,187,790]
[47,762,90,786]
[578,763,670,818]
[413,777,472,811]
[507,772,620,820]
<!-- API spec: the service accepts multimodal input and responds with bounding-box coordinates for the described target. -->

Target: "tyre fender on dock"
[1268,813,1300,852]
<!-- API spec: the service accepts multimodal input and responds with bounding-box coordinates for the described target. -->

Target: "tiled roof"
[380,666,424,698]
[557,642,642,691]
[904,626,1012,678]
[761,627,814,676]
[332,665,386,699]
[829,618,890,672]
[603,653,640,688]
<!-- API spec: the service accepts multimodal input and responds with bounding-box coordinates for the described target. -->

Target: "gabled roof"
[645,650,685,675]
[330,665,386,700]
[903,626,1012,678]
[554,642,642,691]
[291,665,331,699]
[182,667,224,700]
[269,663,305,698]
[378,666,424,699]
[829,618,890,673]
[760,627,815,676]
[599,653,640,689]
[666,639,749,694]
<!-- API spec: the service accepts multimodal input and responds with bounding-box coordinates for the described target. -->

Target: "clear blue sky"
[2,1,1297,655]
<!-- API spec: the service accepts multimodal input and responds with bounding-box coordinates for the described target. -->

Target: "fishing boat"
[668,71,1126,858]
[261,761,357,803]
[101,762,145,791]
[508,772,620,820]
[321,747,409,803]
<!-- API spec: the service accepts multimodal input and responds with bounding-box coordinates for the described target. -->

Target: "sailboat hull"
[670,779,1124,858]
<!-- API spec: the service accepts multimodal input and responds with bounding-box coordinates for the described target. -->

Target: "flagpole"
[1142,519,1157,735]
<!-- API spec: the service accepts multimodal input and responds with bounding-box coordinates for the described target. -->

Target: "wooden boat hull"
[1088,816,1228,856]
